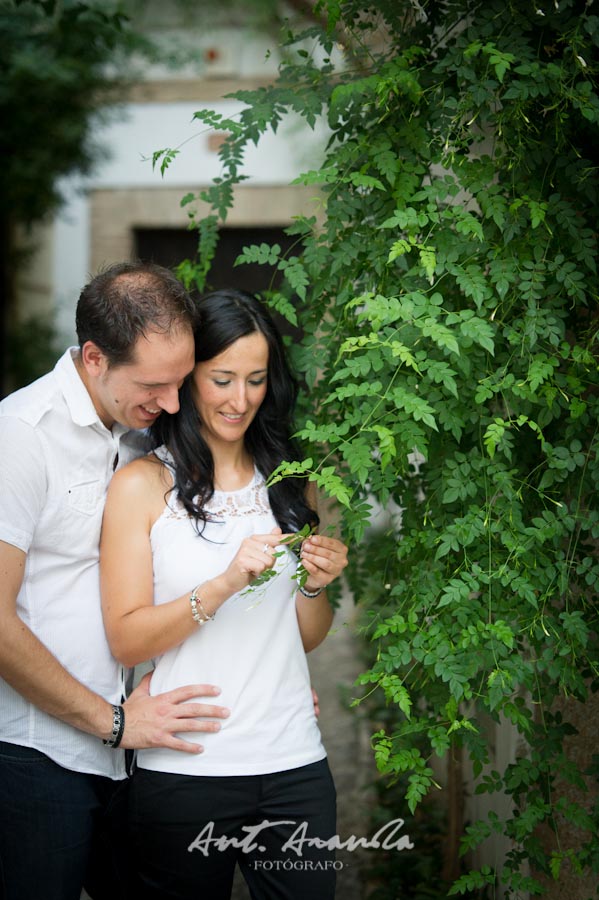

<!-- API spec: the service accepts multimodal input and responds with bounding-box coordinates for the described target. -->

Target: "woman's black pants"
[129,758,337,900]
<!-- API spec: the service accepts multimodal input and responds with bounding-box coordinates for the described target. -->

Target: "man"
[0,262,229,900]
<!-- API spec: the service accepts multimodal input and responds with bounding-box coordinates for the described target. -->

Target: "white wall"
[53,98,328,342]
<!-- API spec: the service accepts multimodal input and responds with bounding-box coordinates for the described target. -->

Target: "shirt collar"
[53,347,141,444]
[54,347,107,429]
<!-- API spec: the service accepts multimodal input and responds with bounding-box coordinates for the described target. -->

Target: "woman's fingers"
[254,531,291,559]
[238,531,349,586]
[238,532,292,577]
[300,535,349,584]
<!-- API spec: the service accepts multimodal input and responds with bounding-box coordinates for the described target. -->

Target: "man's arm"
[0,540,229,752]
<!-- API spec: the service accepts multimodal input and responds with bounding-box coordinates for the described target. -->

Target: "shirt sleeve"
[0,416,48,553]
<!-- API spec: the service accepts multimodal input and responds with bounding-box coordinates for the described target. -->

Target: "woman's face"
[192,331,269,450]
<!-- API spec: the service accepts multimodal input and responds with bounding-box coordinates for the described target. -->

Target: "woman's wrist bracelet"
[298,584,324,599]
[103,704,125,749]
[190,585,215,625]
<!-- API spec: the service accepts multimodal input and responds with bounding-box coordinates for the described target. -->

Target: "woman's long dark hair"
[150,288,319,535]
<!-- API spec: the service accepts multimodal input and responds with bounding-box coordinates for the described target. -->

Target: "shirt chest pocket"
[67,479,103,516]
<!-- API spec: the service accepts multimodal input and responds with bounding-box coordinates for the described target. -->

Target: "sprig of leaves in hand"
[242,524,313,604]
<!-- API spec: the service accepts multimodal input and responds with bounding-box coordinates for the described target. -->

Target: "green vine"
[161,0,599,893]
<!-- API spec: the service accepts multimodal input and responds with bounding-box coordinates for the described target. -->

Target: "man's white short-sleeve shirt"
[0,349,147,778]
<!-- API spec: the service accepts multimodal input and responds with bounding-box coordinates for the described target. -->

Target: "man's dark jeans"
[0,740,134,900]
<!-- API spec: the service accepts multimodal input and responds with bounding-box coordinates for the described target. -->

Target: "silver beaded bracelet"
[190,585,215,625]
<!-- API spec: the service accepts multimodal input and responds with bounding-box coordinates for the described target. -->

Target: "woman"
[100,288,348,900]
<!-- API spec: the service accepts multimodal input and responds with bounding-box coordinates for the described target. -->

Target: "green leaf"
[235,243,281,267]
[391,386,438,431]
[458,317,495,355]
[349,172,385,191]
[151,147,179,177]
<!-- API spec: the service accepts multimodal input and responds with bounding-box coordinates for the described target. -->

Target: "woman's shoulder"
[108,451,173,501]
[104,451,174,529]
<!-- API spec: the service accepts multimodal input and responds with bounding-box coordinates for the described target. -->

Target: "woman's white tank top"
[136,449,326,777]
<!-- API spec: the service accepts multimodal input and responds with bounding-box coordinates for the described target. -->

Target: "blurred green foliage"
[5,313,61,391]
[0,0,149,222]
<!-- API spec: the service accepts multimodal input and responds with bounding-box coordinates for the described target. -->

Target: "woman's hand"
[220,527,289,596]
[299,534,348,593]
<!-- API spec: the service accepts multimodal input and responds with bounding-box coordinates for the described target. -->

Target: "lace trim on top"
[153,447,270,523]
[206,471,271,521]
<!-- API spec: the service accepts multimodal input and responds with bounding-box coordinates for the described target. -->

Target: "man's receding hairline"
[121,320,193,367]
[111,270,170,291]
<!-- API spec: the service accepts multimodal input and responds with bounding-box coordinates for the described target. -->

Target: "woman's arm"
[293,483,348,652]
[100,459,200,666]
[100,459,288,666]
[295,534,348,652]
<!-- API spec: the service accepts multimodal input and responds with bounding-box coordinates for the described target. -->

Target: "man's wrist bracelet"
[103,704,125,749]
[298,584,324,599]
[190,585,215,626]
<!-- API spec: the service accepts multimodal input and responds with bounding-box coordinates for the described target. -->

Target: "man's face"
[89,326,195,430]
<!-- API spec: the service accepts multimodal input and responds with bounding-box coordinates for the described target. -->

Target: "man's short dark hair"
[76,261,195,367]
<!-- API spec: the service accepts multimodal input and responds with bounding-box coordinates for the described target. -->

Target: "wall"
[18,3,331,346]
